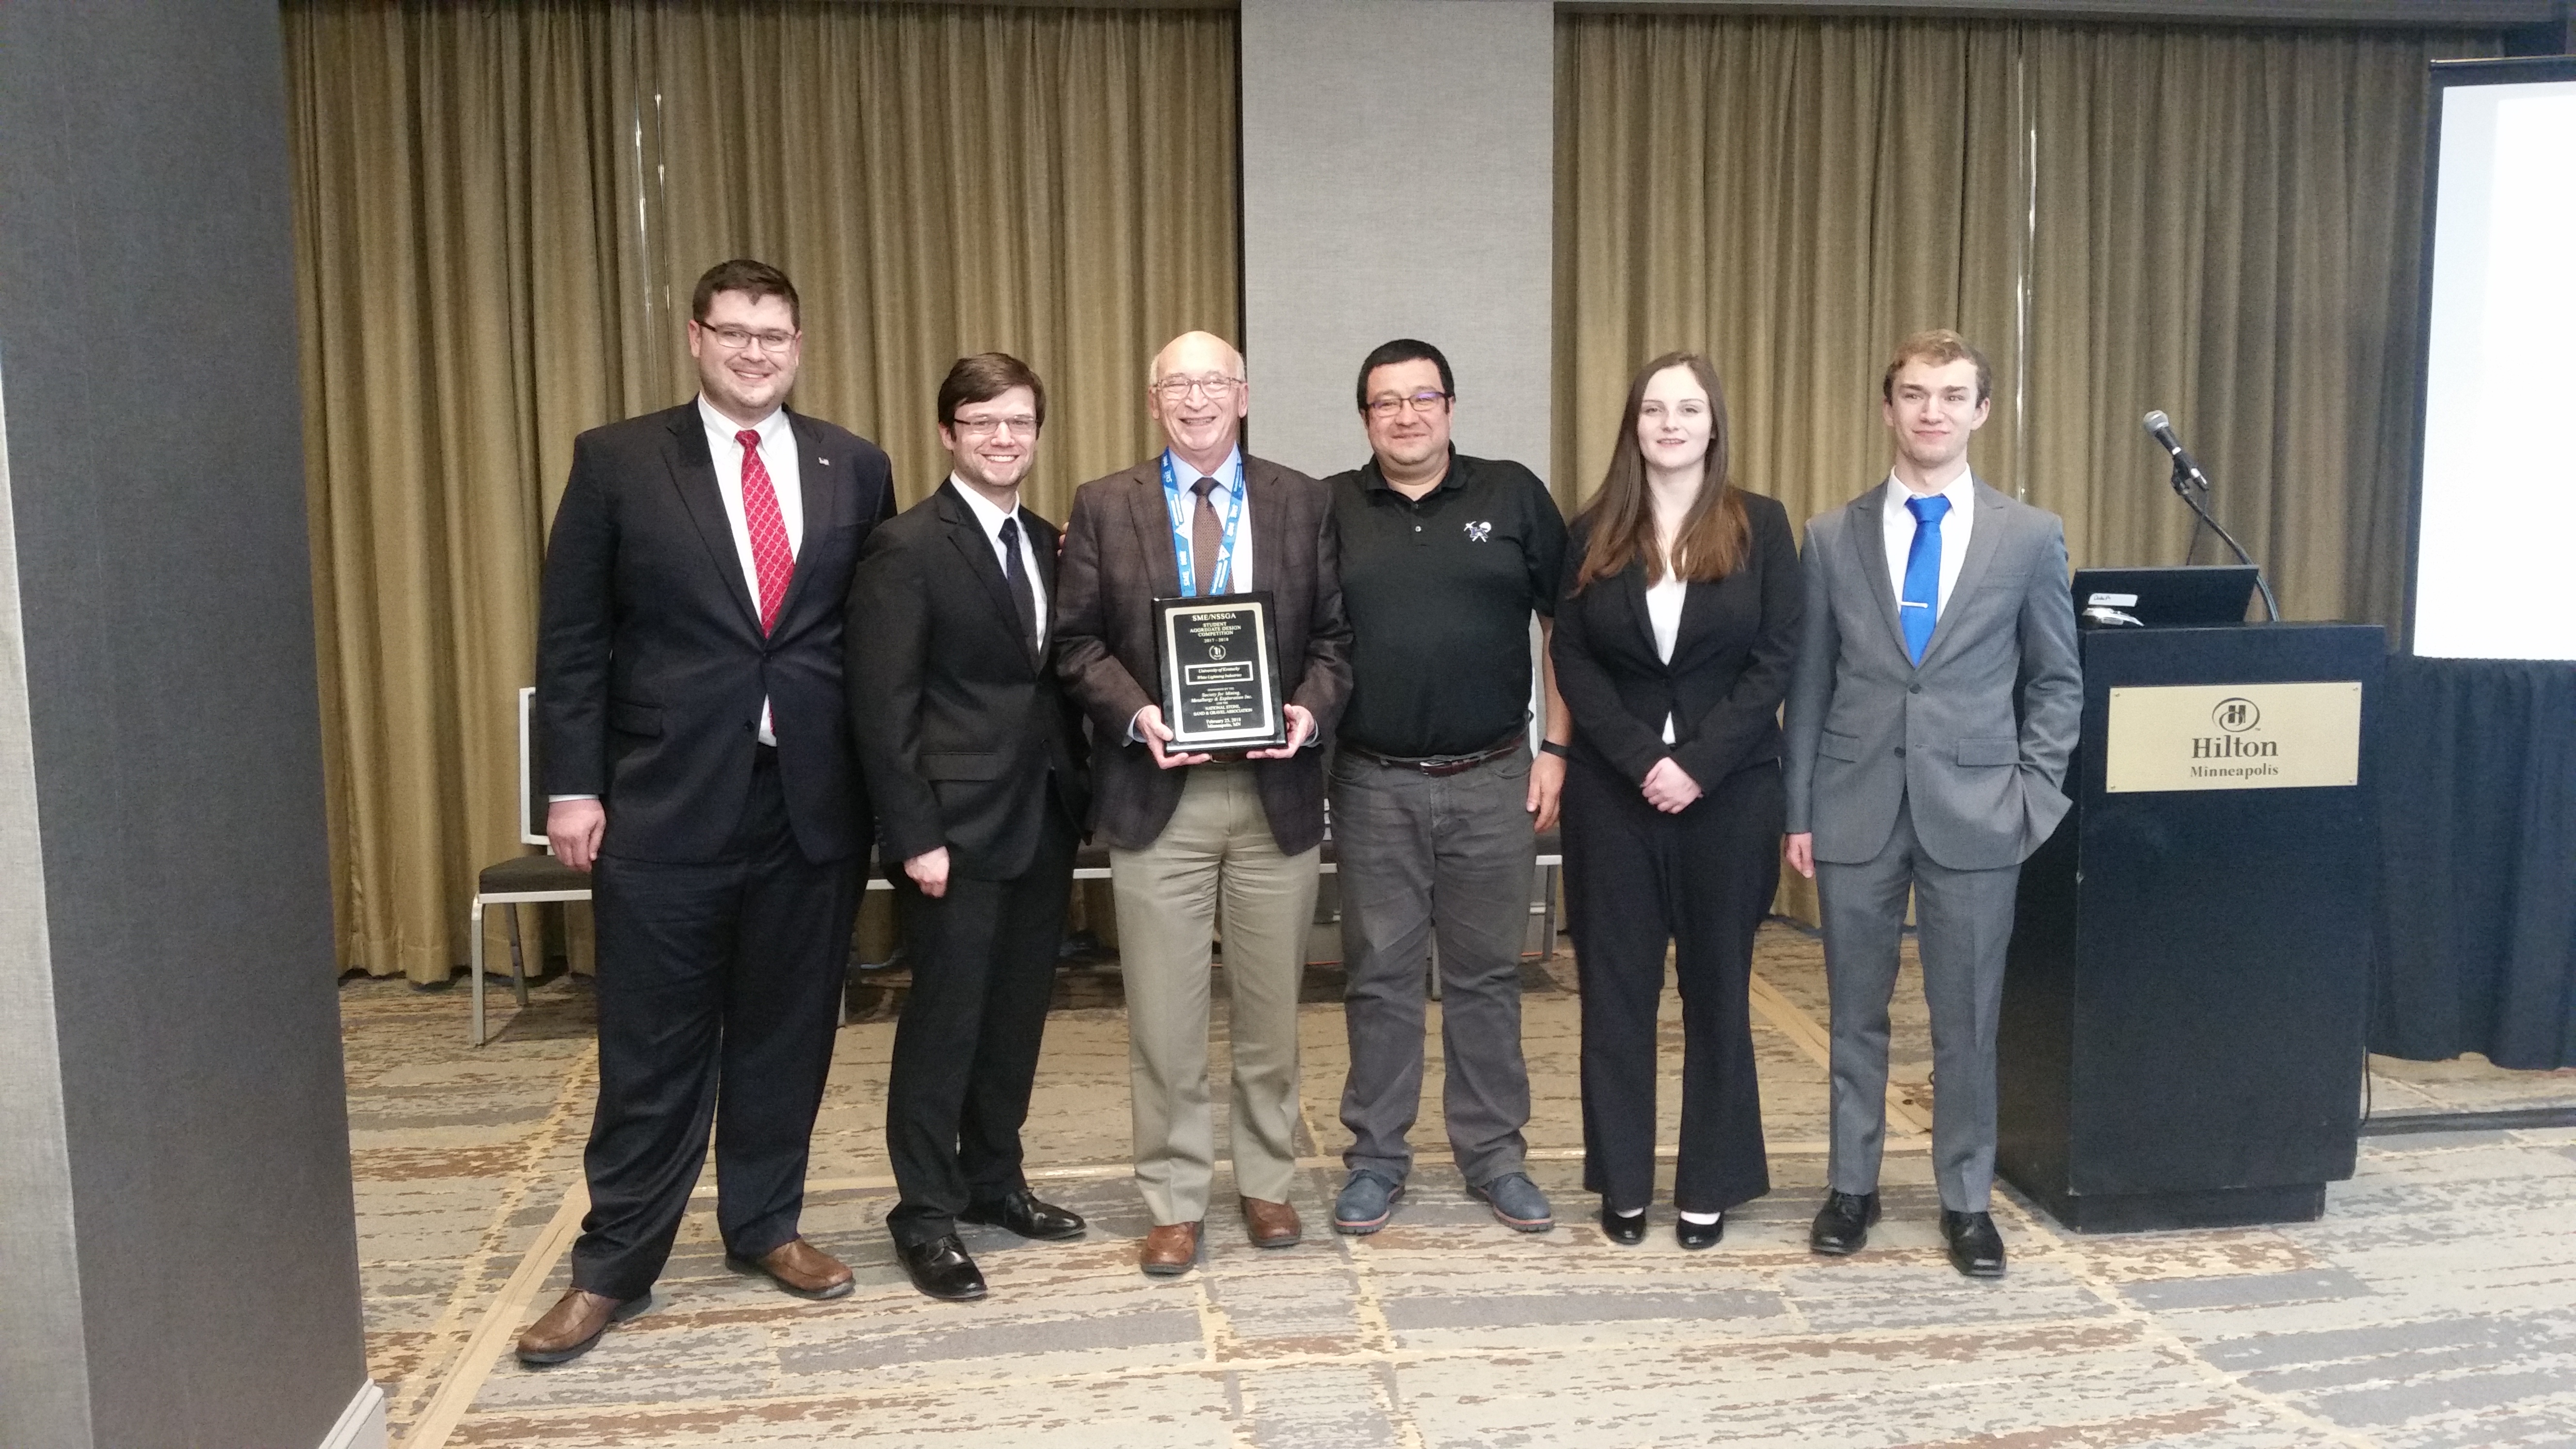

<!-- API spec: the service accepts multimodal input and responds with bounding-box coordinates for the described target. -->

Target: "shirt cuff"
[546,794,598,803]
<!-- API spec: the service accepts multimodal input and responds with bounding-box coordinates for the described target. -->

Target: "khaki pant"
[1111,763,1320,1224]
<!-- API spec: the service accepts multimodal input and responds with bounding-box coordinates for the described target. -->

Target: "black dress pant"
[1562,755,1780,1215]
[571,749,861,1301]
[884,799,1079,1247]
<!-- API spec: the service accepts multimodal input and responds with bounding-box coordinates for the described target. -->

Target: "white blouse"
[1646,569,1686,743]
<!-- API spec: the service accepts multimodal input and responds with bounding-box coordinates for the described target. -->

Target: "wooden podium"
[1996,623,2383,1231]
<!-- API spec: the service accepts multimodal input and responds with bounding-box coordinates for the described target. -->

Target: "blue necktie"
[1900,494,1951,665]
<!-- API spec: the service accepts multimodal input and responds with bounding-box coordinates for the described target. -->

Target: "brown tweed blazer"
[1051,453,1352,854]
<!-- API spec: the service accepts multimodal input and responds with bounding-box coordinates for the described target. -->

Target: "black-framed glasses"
[1365,390,1451,419]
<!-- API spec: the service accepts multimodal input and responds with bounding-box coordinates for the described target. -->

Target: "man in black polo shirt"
[1325,338,1569,1236]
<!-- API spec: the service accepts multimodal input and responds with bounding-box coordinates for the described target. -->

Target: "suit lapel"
[1129,461,1184,599]
[1244,455,1285,595]
[768,411,838,629]
[663,407,760,636]
[938,481,1030,663]
[1614,563,1658,667]
[1919,479,2007,667]
[1848,485,1908,660]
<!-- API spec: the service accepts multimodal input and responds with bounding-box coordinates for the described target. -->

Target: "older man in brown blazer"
[1053,330,1352,1276]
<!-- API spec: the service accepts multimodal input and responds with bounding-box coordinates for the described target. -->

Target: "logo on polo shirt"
[1464,520,1492,542]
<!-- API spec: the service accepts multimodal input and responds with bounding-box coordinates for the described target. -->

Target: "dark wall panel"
[0,2,367,1446]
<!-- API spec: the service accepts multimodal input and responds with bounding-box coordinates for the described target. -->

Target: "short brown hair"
[692,258,800,329]
[937,352,1047,433]
[1882,329,1991,405]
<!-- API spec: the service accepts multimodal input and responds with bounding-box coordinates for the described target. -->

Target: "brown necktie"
[1192,476,1224,594]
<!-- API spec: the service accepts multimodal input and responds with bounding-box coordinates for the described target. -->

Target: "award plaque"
[1152,591,1289,752]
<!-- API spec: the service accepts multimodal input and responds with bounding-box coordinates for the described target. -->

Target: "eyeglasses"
[702,323,798,354]
[1152,374,1242,402]
[952,415,1039,439]
[1365,390,1451,419]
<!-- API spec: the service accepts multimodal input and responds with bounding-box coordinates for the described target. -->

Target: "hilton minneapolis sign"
[2103,681,2364,793]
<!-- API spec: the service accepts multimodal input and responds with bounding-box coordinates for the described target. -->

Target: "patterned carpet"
[340,923,2576,1449]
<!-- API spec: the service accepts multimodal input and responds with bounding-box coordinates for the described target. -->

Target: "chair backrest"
[518,687,547,846]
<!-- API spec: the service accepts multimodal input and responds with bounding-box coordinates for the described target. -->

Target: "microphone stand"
[2166,455,2279,621]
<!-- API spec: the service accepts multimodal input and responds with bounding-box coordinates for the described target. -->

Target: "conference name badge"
[1151,591,1289,754]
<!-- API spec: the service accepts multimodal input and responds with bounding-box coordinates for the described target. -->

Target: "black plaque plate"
[1152,591,1288,752]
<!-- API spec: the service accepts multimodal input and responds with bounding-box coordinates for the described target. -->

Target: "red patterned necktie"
[737,429,794,634]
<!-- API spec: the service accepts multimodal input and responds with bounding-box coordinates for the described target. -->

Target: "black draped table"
[2370,655,2576,1069]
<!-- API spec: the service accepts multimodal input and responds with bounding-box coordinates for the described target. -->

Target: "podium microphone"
[2141,410,2211,495]
[2138,408,2278,621]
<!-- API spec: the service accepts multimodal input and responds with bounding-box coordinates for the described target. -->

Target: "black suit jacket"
[1052,453,1353,855]
[849,480,1090,880]
[1551,492,1803,789]
[537,402,894,864]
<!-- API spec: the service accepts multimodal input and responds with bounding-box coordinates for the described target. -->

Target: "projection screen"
[2409,58,2576,660]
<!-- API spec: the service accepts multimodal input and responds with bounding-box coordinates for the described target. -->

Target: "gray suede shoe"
[1333,1169,1404,1235]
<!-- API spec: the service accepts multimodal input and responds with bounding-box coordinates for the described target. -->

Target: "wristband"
[1537,739,1570,759]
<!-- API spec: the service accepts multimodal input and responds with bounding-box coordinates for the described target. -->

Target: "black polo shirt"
[1326,449,1567,758]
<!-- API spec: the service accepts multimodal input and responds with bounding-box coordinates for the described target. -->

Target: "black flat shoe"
[1809,1191,1881,1256]
[1941,1210,2005,1278]
[1599,1206,1646,1245]
[960,1189,1087,1242]
[1675,1214,1723,1250]
[897,1233,989,1302]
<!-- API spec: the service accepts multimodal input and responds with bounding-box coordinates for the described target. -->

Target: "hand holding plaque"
[1152,591,1289,754]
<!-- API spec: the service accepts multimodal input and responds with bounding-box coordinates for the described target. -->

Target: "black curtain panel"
[2371,657,2576,1070]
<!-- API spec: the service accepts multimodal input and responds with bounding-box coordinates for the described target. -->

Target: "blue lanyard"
[1160,451,1243,596]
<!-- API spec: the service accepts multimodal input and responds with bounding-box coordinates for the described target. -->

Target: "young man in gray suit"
[1782,330,2080,1279]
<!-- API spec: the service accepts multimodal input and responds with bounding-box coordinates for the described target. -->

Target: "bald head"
[1147,330,1250,474]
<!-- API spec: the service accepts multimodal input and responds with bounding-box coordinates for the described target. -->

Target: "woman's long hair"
[1572,352,1748,592]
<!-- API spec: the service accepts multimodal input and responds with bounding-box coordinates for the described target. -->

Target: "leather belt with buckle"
[1343,734,1524,778]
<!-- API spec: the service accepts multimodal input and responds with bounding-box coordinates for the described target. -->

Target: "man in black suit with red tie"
[851,353,1092,1302]
[522,259,894,1364]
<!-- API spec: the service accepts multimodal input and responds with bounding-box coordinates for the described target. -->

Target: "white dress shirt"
[1880,467,1978,624]
[1645,568,1687,744]
[1161,447,1252,592]
[701,395,804,745]
[949,475,1047,650]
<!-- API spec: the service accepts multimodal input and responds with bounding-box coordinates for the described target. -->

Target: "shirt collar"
[947,474,1023,538]
[700,395,790,451]
[1164,446,1243,494]
[1884,467,1976,515]
[1360,446,1460,496]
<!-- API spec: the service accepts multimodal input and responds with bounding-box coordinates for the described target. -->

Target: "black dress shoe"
[1675,1214,1724,1250]
[1941,1210,2006,1278]
[1599,1206,1646,1245]
[1809,1191,1881,1256]
[897,1234,989,1302]
[960,1189,1087,1242]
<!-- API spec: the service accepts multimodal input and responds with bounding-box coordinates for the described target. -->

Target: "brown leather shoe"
[726,1237,855,1300]
[1139,1221,1201,1276]
[515,1288,648,1366]
[1240,1196,1303,1249]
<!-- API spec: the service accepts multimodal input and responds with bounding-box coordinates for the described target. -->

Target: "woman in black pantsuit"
[1551,352,1802,1248]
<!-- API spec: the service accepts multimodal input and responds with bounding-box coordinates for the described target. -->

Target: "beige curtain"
[287,0,1237,981]
[1556,14,2494,922]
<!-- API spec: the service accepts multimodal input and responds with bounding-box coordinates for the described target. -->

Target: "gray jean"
[1330,744,1536,1187]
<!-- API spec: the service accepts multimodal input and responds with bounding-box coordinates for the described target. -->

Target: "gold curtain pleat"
[287,0,1237,981]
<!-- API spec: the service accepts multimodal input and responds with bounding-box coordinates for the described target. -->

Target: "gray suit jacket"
[1782,478,2081,871]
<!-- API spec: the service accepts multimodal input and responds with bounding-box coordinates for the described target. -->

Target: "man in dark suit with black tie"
[850,353,1092,1303]
[522,259,894,1364]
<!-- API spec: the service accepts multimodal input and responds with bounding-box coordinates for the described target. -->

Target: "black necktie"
[1192,476,1223,594]
[998,514,1040,663]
